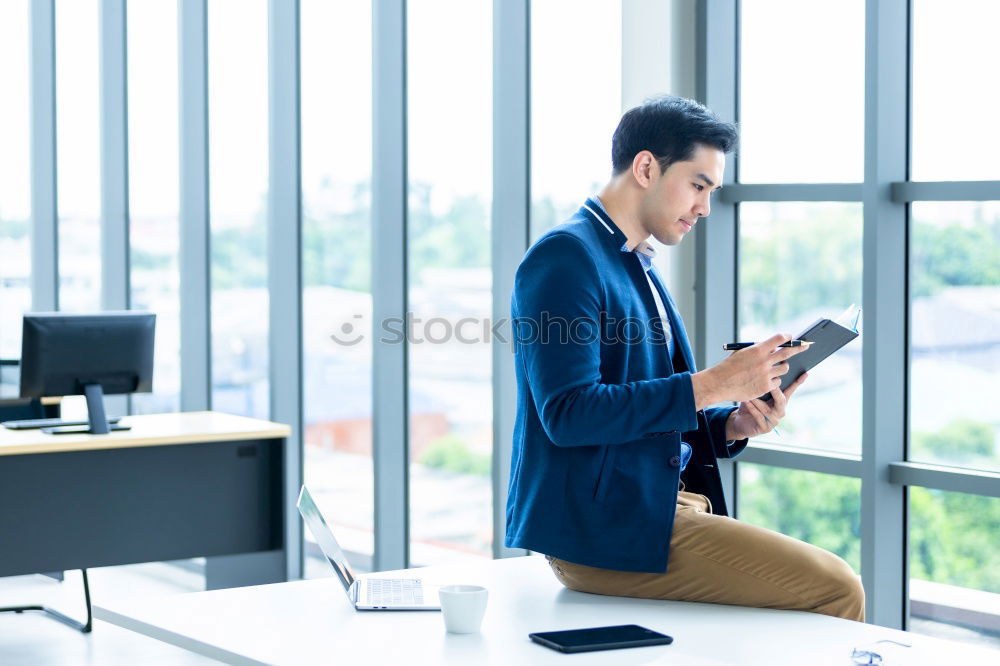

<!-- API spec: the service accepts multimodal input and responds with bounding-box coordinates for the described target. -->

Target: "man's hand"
[725,371,808,441]
[691,333,810,410]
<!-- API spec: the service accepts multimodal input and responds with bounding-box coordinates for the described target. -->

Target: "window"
[300,0,375,575]
[407,0,493,565]
[738,0,864,183]
[738,202,863,454]
[724,0,1000,646]
[910,0,1000,181]
[909,202,1000,473]
[738,463,860,573]
[208,0,269,418]
[902,4,1000,640]
[128,0,181,414]
[0,0,31,388]
[530,0,622,238]
[909,489,1000,644]
[56,0,101,312]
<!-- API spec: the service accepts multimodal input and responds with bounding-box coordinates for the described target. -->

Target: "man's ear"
[632,151,656,189]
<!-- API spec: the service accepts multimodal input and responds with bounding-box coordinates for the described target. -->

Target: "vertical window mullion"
[99,0,129,313]
[268,0,304,581]
[99,0,130,419]
[491,0,530,558]
[695,0,739,508]
[860,0,908,628]
[30,0,58,312]
[371,0,408,572]
[178,0,211,412]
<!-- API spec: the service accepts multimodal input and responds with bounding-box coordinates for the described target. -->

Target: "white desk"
[94,556,995,665]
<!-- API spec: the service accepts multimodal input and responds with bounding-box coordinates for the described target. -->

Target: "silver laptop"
[296,486,440,611]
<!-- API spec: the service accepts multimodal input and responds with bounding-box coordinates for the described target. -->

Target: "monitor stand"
[41,383,131,435]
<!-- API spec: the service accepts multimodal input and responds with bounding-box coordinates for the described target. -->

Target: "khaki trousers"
[547,491,865,622]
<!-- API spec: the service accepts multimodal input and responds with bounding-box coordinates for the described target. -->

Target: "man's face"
[638,143,726,246]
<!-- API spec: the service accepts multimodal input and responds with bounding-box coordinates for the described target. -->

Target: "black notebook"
[761,318,859,401]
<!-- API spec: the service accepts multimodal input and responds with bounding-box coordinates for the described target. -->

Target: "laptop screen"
[296,486,357,595]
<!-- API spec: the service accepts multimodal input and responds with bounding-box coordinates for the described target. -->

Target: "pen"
[722,340,812,351]
[763,415,781,437]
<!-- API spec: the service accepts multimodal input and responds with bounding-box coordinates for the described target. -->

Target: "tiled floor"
[0,564,215,665]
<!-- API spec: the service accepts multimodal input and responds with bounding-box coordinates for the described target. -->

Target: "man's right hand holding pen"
[690,333,811,434]
[692,333,810,408]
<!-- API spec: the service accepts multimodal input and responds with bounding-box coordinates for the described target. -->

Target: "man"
[505,96,864,621]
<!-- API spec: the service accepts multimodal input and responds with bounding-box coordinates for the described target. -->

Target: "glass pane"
[911,0,1000,181]
[301,0,374,576]
[128,0,180,414]
[739,0,864,183]
[530,0,621,238]
[909,488,1000,650]
[738,463,861,573]
[56,0,101,311]
[407,0,493,566]
[208,0,269,418]
[909,202,1000,472]
[738,202,863,453]
[0,0,32,392]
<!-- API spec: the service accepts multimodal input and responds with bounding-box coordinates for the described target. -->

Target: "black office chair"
[0,363,93,633]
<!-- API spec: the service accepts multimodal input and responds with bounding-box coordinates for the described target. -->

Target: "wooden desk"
[0,412,292,590]
[95,556,997,665]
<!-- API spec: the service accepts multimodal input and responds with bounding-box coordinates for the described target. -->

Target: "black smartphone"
[529,624,673,654]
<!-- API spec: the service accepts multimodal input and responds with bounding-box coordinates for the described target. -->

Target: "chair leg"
[0,569,93,633]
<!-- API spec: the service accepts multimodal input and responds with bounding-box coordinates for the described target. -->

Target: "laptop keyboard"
[366,578,423,606]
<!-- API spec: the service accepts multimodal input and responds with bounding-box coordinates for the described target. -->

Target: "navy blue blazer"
[504,199,748,573]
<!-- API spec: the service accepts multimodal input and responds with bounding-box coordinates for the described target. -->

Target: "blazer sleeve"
[704,406,748,459]
[512,232,698,447]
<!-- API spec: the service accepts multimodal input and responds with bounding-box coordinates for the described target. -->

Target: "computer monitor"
[19,312,155,435]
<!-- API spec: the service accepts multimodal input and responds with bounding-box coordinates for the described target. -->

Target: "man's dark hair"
[611,95,738,175]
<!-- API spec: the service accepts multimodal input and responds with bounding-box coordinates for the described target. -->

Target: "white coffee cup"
[438,585,488,634]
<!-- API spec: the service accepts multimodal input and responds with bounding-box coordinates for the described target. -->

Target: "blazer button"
[669,455,681,467]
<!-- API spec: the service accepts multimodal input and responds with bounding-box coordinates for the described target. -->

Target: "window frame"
[22,0,998,626]
[697,0,1000,630]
